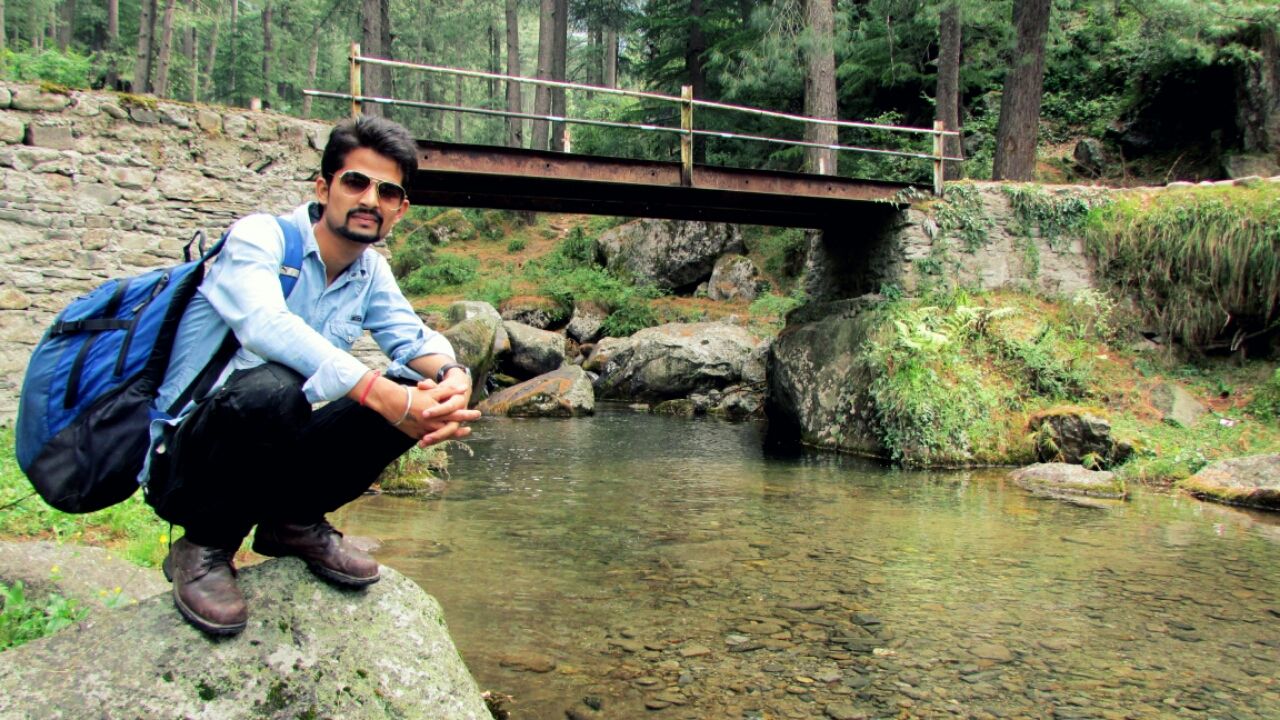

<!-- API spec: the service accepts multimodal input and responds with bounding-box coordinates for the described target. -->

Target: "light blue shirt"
[141,202,454,485]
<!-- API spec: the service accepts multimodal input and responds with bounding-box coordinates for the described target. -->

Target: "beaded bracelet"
[391,385,414,427]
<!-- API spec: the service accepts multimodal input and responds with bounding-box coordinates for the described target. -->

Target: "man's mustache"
[347,208,383,224]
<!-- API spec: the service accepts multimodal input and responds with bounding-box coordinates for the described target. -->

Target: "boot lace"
[200,545,238,577]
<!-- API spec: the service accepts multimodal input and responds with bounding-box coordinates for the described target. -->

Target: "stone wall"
[0,83,331,421]
[804,182,1107,303]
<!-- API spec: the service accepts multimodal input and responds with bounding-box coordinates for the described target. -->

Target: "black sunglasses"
[333,170,407,206]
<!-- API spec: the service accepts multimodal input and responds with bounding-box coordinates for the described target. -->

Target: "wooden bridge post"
[349,43,362,118]
[680,85,694,187]
[932,119,945,196]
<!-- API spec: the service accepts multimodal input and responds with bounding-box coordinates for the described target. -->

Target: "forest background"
[0,0,1277,186]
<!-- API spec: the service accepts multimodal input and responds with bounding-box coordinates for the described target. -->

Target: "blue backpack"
[15,217,304,513]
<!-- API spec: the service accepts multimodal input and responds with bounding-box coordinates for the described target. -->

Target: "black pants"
[145,363,416,549]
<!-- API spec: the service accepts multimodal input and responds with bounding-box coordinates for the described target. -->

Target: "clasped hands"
[362,370,481,447]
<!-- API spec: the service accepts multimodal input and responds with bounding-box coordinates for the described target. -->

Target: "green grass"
[0,428,171,568]
[1085,184,1280,350]
[1,579,87,651]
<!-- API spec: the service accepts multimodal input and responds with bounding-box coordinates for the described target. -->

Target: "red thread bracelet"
[358,370,381,406]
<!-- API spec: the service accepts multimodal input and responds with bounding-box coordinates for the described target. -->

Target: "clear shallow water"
[336,405,1280,720]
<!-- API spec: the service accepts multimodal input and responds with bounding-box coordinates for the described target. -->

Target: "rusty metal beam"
[412,140,915,228]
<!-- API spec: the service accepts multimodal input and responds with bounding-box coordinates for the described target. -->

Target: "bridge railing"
[304,44,963,195]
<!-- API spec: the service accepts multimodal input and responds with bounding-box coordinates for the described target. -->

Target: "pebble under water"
[335,405,1280,720]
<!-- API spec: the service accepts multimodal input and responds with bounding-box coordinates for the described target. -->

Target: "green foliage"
[549,227,598,269]
[934,183,994,252]
[1,581,87,651]
[1003,185,1104,251]
[467,277,515,309]
[1062,289,1118,343]
[1085,184,1280,349]
[743,226,806,285]
[1249,368,1280,422]
[506,238,527,253]
[0,49,92,88]
[0,429,170,568]
[400,253,479,295]
[600,297,658,337]
[748,291,805,331]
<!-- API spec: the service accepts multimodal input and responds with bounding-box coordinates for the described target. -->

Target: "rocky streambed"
[338,407,1280,720]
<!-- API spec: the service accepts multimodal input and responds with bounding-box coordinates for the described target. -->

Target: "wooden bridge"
[308,49,960,229]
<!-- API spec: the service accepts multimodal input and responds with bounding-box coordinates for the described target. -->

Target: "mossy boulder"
[501,321,566,379]
[0,557,489,719]
[1010,463,1128,500]
[1030,410,1133,467]
[476,365,594,417]
[1181,454,1280,511]
[442,304,502,403]
[594,322,762,402]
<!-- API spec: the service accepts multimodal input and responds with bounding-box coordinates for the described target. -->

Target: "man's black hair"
[321,116,419,189]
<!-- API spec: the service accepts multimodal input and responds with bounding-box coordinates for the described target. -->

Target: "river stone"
[707,254,764,301]
[582,336,629,373]
[597,219,744,291]
[446,300,502,325]
[567,300,608,343]
[1150,382,1206,427]
[497,652,557,673]
[1010,463,1128,499]
[501,321,566,378]
[825,702,870,720]
[1181,454,1280,511]
[476,365,594,417]
[500,297,565,330]
[594,322,761,401]
[1030,410,1132,467]
[0,541,167,609]
[970,643,1015,662]
[442,313,500,402]
[0,559,489,720]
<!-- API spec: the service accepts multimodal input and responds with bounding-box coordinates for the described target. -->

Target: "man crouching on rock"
[141,116,479,636]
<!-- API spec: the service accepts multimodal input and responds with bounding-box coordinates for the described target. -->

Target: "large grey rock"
[9,88,71,112]
[499,297,563,329]
[1010,463,1127,499]
[446,300,501,325]
[597,219,744,291]
[441,312,501,403]
[1030,410,1132,467]
[566,300,608,343]
[1182,454,1280,511]
[706,254,763,301]
[0,541,167,609]
[1223,153,1280,179]
[1072,138,1108,176]
[0,558,489,720]
[594,322,762,401]
[476,365,594,417]
[1150,382,1207,428]
[765,299,882,455]
[501,320,566,378]
[581,336,630,374]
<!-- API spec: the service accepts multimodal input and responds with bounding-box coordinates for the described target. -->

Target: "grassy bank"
[853,288,1280,479]
[0,427,170,568]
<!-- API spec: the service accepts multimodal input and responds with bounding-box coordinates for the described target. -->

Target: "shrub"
[0,49,92,88]
[400,253,479,295]
[506,238,526,253]
[1249,368,1280,422]
[601,298,658,337]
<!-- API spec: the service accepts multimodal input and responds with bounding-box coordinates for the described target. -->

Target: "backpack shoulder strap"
[166,216,308,416]
[275,215,304,299]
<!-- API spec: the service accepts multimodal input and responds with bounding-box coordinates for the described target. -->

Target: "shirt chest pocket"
[326,318,365,350]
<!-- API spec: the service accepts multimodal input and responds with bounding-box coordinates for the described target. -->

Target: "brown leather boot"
[252,519,379,588]
[162,537,248,636]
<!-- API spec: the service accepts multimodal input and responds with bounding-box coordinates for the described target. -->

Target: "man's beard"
[329,208,384,245]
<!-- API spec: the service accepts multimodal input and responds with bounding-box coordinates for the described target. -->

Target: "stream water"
[335,405,1280,720]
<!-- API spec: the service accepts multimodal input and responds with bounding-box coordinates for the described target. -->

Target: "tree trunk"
[505,0,523,147]
[360,0,384,116]
[180,0,194,57]
[135,0,157,93]
[57,0,75,51]
[1238,26,1280,158]
[302,42,320,118]
[203,5,220,98]
[604,28,617,88]
[229,0,238,103]
[379,0,392,117]
[550,0,567,151]
[152,0,177,97]
[686,0,707,100]
[936,1,962,180]
[803,0,838,175]
[0,0,6,56]
[261,2,272,106]
[531,0,555,150]
[992,0,1051,181]
[106,0,119,87]
[587,23,601,87]
[488,16,500,103]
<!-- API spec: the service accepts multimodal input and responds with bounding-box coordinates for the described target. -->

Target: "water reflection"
[337,405,1280,720]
